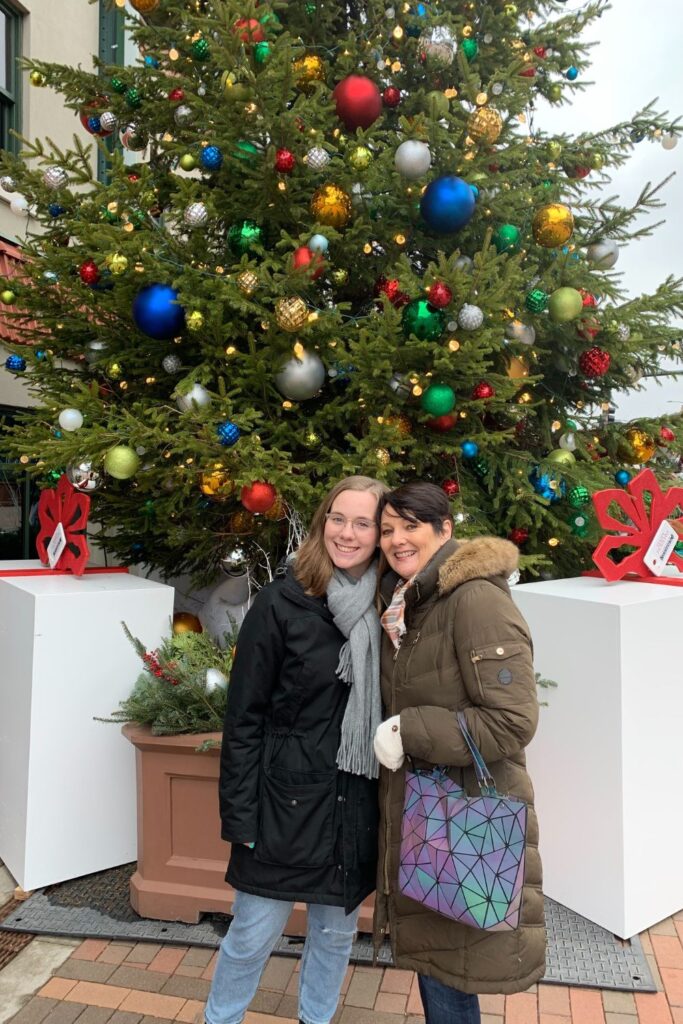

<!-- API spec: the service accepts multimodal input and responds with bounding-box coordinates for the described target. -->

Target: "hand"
[373,716,405,771]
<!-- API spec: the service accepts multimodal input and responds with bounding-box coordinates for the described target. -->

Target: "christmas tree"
[1,0,681,583]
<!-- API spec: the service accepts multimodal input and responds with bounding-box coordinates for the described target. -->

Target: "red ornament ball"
[565,163,590,180]
[79,259,100,286]
[426,413,458,433]
[127,172,141,182]
[332,75,382,131]
[168,88,185,102]
[427,281,453,309]
[471,380,496,400]
[533,46,548,59]
[382,86,401,108]
[579,347,611,378]
[374,276,409,307]
[519,66,536,78]
[80,97,112,137]
[441,478,460,498]
[508,527,529,546]
[660,426,676,444]
[274,148,296,174]
[233,17,265,43]
[581,290,598,308]
[241,481,277,514]
[291,245,324,279]
[576,316,600,341]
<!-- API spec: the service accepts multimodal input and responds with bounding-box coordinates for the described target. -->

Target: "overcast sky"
[533,0,683,420]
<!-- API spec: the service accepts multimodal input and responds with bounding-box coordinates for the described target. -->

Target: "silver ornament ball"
[66,460,102,493]
[221,545,247,576]
[394,140,432,179]
[0,175,15,192]
[616,323,631,342]
[184,201,208,228]
[99,111,118,133]
[162,353,182,374]
[306,146,331,171]
[275,349,326,401]
[43,166,68,190]
[586,239,619,269]
[389,371,411,400]
[174,104,194,126]
[458,303,484,331]
[454,255,473,273]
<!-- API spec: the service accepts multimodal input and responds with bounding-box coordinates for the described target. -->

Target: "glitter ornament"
[418,26,456,68]
[162,353,182,374]
[506,320,535,346]
[375,276,409,307]
[125,87,142,109]
[184,202,208,228]
[568,485,591,509]
[293,54,326,91]
[310,183,352,228]
[616,324,631,342]
[330,268,348,286]
[241,481,277,513]
[79,259,100,286]
[548,287,583,323]
[525,288,549,313]
[191,37,210,61]
[421,383,455,417]
[176,383,212,412]
[333,75,382,130]
[0,175,15,191]
[532,203,574,247]
[5,354,26,372]
[133,283,185,340]
[458,303,484,331]
[421,176,475,234]
[58,408,84,432]
[228,219,263,255]
[402,299,446,340]
[442,479,459,498]
[216,420,240,446]
[581,346,610,378]
[200,146,223,171]
[237,270,259,295]
[467,107,503,144]
[104,446,140,480]
[275,296,308,332]
[274,148,296,173]
[394,139,431,179]
[471,380,495,400]
[622,427,656,464]
[508,527,529,546]
[66,461,102,493]
[276,348,326,400]
[586,239,619,269]
[383,86,401,107]
[493,224,521,254]
[426,281,452,308]
[43,166,68,190]
[349,145,373,170]
[306,146,330,171]
[184,311,203,333]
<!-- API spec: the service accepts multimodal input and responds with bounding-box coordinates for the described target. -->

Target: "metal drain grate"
[0,899,34,970]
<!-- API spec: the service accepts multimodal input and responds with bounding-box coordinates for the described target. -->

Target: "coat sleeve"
[218,584,285,843]
[399,580,539,767]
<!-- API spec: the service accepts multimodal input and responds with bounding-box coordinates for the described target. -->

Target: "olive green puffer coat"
[374,537,546,994]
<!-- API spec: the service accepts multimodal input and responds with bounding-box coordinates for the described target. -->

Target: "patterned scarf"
[381,578,411,650]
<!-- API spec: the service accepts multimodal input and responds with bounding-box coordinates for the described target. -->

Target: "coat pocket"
[255,769,337,868]
[469,640,534,705]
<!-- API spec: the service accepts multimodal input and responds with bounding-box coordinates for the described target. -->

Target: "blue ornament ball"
[420,175,476,234]
[200,145,223,171]
[529,466,566,503]
[565,66,579,81]
[87,115,102,134]
[470,184,479,200]
[48,203,65,217]
[5,354,26,372]
[216,420,241,447]
[144,55,159,68]
[132,283,186,340]
[460,440,479,459]
[36,349,47,360]
[615,469,631,487]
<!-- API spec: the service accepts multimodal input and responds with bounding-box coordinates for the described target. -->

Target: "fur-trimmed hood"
[438,536,519,596]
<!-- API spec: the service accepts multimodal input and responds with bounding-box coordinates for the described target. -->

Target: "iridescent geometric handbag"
[398,712,527,931]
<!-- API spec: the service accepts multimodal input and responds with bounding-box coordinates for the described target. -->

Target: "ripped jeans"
[205,890,360,1024]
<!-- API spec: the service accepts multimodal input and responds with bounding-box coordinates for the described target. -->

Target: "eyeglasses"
[325,512,378,535]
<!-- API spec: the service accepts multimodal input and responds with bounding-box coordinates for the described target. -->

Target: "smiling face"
[323,488,380,578]
[380,503,453,579]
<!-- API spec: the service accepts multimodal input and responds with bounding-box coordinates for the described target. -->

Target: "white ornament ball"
[58,408,84,432]
[205,667,228,692]
[10,195,29,217]
[458,303,484,331]
[0,175,15,192]
[306,146,331,171]
[99,111,118,133]
[662,134,678,151]
[454,255,473,273]
[586,239,619,269]
[506,319,536,346]
[394,140,432,179]
[558,431,577,451]
[184,202,208,228]
[275,349,326,401]
[43,166,68,190]
[308,233,329,254]
[162,353,182,374]
[176,383,212,411]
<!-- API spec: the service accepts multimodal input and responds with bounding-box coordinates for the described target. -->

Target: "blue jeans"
[418,974,481,1024]
[205,890,360,1024]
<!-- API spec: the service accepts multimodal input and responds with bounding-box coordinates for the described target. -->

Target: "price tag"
[46,522,67,569]
[643,520,678,576]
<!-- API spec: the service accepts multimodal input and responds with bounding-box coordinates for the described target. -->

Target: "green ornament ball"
[546,449,576,467]
[234,140,259,164]
[254,41,271,64]
[493,223,521,254]
[401,298,446,341]
[470,456,489,479]
[179,153,197,171]
[228,219,263,256]
[568,511,590,537]
[525,288,549,313]
[46,468,63,485]
[191,37,210,61]
[125,87,142,109]
[460,38,479,61]
[549,83,563,102]
[110,75,126,94]
[568,485,591,508]
[548,286,584,323]
[104,445,140,481]
[421,383,455,417]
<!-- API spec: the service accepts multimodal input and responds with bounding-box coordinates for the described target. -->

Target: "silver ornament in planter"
[66,460,102,493]
[458,303,484,331]
[306,146,331,171]
[162,353,182,374]
[184,202,208,228]
[275,349,326,401]
[43,166,68,190]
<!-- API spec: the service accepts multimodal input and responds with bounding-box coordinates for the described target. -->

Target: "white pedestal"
[0,562,174,891]
[512,576,683,938]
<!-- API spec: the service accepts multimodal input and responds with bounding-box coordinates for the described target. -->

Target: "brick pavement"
[6,907,683,1024]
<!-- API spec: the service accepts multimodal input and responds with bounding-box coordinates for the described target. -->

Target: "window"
[0,2,21,155]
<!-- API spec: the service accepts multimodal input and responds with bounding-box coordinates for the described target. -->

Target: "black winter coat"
[219,569,379,913]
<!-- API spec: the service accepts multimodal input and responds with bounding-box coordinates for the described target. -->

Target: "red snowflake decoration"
[36,474,91,575]
[591,468,683,582]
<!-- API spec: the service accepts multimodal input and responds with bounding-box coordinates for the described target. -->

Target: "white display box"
[512,575,683,938]
[0,562,174,891]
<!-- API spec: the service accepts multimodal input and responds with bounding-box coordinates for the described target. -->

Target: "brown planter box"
[123,723,375,932]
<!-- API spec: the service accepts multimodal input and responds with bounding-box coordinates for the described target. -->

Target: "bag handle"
[456,711,497,796]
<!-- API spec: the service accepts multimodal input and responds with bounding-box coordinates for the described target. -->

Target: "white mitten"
[373,715,405,771]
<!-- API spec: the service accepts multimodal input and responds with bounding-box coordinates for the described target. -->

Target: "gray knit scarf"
[326,564,381,780]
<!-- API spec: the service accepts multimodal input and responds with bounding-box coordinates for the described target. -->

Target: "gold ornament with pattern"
[349,145,373,170]
[310,183,352,229]
[383,414,413,437]
[106,252,129,276]
[467,107,503,144]
[237,270,259,296]
[330,267,349,286]
[187,310,204,332]
[292,54,326,92]
[199,466,233,500]
[622,427,656,464]
[275,296,309,332]
[532,203,574,248]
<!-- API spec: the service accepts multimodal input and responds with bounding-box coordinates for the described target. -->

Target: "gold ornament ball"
[187,310,204,332]
[106,252,128,276]
[532,203,574,248]
[310,183,352,229]
[172,611,203,635]
[302,428,322,449]
[30,70,47,87]
[107,360,123,380]
[229,509,256,534]
[622,427,656,464]
[130,0,160,12]
[330,268,349,286]
[275,296,309,332]
[467,107,503,145]
[349,145,373,170]
[507,355,529,380]
[264,494,288,520]
[384,414,412,437]
[237,270,258,296]
[199,466,233,500]
[292,54,326,92]
[375,447,391,467]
